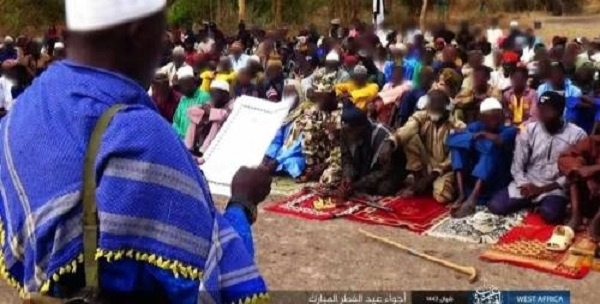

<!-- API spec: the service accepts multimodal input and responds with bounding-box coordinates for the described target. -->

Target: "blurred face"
[173,54,185,67]
[325,60,339,71]
[550,69,565,87]
[266,65,282,79]
[343,124,366,144]
[353,74,368,87]
[511,72,527,91]
[502,63,516,76]
[178,77,197,97]
[538,104,563,130]
[420,70,435,89]
[473,70,489,89]
[480,109,504,132]
[427,92,449,121]
[315,91,336,110]
[210,89,229,108]
[152,79,170,97]
[391,68,404,84]
[217,59,231,72]
[237,69,251,85]
[442,47,456,63]
[469,53,483,68]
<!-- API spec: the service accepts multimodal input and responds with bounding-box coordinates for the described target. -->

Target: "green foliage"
[0,0,63,34]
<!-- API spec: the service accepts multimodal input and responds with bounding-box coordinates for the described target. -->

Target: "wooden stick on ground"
[359,229,479,283]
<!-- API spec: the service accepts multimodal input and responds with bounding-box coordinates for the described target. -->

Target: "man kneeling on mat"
[448,97,518,218]
[340,100,406,196]
[558,135,600,241]
[487,91,587,224]
[384,90,466,203]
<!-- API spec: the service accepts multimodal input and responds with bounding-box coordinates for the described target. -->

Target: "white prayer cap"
[480,97,503,113]
[4,36,13,44]
[509,20,519,28]
[54,42,65,50]
[416,95,429,110]
[353,65,368,76]
[330,18,341,26]
[172,46,185,56]
[176,66,195,80]
[210,79,230,93]
[325,51,340,62]
[65,0,167,32]
[249,55,261,63]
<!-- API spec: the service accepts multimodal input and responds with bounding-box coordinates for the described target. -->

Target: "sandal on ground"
[546,225,575,252]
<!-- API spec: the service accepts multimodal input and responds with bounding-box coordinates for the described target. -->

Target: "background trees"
[0,0,593,34]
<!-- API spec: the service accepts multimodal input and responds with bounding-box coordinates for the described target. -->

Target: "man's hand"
[519,183,544,198]
[261,157,279,173]
[340,178,354,198]
[231,166,273,205]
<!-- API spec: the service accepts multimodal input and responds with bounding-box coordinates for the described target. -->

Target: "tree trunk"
[238,0,246,21]
[420,0,428,31]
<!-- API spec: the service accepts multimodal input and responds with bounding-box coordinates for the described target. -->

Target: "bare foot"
[451,195,466,211]
[397,187,415,198]
[567,215,583,232]
[451,199,477,219]
[589,214,600,242]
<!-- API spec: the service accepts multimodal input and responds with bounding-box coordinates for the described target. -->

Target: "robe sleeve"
[511,124,533,186]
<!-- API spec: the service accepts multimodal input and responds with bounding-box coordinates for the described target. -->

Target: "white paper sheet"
[201,96,293,196]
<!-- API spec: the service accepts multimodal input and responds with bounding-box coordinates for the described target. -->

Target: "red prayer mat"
[265,190,449,234]
[480,214,591,279]
[264,189,363,220]
[345,196,449,233]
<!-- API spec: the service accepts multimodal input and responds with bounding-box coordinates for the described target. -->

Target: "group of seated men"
[143,17,600,241]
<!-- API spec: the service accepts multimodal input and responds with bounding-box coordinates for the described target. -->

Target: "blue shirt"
[397,88,427,126]
[0,60,265,303]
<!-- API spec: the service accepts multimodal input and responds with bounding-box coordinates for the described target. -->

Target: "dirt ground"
[2,14,600,304]
[3,195,598,303]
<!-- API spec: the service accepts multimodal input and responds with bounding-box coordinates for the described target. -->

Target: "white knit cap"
[176,66,195,80]
[210,79,230,93]
[65,0,166,31]
[510,20,519,28]
[4,36,13,44]
[480,97,503,113]
[54,42,65,50]
[325,51,340,62]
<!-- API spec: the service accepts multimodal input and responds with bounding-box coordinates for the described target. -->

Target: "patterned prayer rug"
[345,196,450,234]
[270,176,317,196]
[424,207,526,244]
[480,214,591,279]
[264,188,363,220]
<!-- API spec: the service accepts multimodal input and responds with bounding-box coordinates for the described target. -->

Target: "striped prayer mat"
[425,207,526,244]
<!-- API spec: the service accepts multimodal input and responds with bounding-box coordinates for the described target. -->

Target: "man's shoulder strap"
[82,104,130,288]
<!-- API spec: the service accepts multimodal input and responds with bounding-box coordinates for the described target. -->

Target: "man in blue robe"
[448,97,518,218]
[0,1,270,303]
